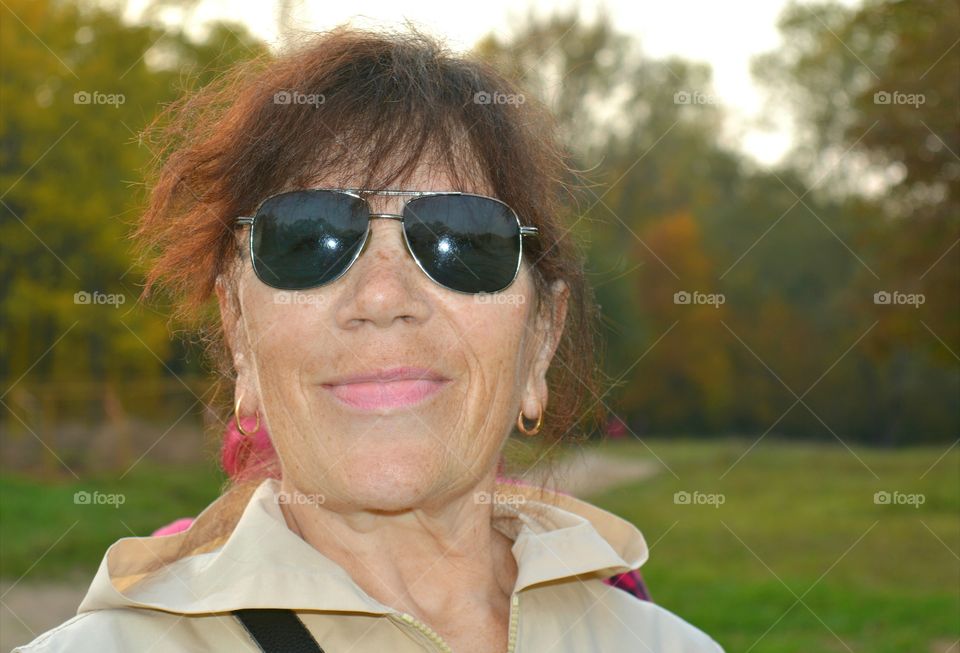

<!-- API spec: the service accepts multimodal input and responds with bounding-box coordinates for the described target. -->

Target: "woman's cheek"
[250,305,317,363]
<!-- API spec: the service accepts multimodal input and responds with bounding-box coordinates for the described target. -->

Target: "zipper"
[392,611,453,652]
[390,592,521,653]
[506,593,520,653]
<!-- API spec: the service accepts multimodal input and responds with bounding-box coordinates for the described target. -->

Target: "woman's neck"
[277,471,519,625]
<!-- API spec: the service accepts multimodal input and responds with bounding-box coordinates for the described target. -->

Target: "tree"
[1,0,265,434]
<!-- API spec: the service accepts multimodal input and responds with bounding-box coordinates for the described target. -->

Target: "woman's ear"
[538,279,570,373]
[215,275,241,365]
[216,274,258,410]
[521,279,569,418]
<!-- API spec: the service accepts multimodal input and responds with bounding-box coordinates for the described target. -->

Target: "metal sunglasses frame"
[234,188,540,295]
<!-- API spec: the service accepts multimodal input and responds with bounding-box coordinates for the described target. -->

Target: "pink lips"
[322,367,450,411]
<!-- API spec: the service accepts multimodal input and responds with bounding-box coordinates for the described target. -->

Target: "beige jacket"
[13,478,724,652]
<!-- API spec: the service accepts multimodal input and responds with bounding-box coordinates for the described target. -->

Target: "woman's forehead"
[301,138,493,196]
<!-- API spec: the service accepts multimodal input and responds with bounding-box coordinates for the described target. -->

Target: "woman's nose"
[332,218,433,330]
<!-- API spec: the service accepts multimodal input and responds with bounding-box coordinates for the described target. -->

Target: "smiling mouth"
[322,378,451,411]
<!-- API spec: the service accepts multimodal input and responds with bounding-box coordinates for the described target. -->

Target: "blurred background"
[1,0,957,651]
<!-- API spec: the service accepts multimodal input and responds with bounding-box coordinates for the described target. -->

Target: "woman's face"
[218,163,568,513]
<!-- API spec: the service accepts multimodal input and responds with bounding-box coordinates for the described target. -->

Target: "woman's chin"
[330,453,470,512]
[280,432,488,511]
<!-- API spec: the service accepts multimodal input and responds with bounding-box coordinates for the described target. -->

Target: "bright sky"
[124,0,863,166]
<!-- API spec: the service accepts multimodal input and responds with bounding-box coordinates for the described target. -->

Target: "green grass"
[1,460,227,580]
[586,437,960,653]
[1,438,957,651]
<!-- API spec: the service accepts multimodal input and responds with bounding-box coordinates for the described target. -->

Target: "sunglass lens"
[251,190,368,290]
[403,195,521,293]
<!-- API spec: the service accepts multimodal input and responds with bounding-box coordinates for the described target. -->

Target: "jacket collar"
[78,477,648,615]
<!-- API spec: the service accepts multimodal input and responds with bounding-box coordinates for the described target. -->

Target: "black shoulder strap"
[233,608,326,653]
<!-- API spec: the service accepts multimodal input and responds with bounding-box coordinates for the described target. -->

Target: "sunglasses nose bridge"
[354,213,413,265]
[362,213,407,256]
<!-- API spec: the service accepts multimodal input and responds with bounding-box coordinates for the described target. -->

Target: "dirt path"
[524,448,660,497]
[2,451,658,651]
[2,576,90,652]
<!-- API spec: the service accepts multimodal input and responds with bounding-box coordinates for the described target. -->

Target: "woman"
[15,26,724,652]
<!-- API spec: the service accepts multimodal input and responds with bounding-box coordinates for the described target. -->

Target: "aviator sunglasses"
[235,188,539,294]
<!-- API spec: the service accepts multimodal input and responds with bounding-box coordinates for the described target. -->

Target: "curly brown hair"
[134,25,608,487]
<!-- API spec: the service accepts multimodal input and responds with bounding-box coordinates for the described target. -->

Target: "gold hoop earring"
[517,407,543,436]
[235,394,260,437]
